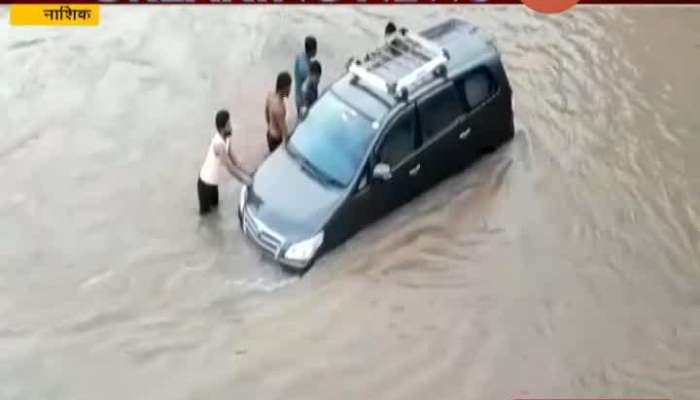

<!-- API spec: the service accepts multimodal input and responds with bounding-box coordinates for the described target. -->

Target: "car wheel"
[482,145,498,154]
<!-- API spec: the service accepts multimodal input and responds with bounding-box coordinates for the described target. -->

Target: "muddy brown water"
[1,5,700,400]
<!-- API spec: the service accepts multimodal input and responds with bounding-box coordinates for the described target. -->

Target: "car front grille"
[242,208,284,257]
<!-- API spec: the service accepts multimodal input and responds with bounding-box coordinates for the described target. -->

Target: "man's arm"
[304,84,318,110]
[270,99,289,143]
[293,57,302,102]
[299,83,309,121]
[214,142,252,185]
[280,103,289,142]
[293,56,301,84]
[265,100,269,125]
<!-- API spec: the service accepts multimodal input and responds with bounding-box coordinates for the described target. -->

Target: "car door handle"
[459,127,471,140]
[409,164,421,176]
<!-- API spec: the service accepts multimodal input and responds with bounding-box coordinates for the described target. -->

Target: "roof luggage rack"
[349,27,450,101]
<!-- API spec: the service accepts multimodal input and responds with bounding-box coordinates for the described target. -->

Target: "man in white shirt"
[198,110,251,215]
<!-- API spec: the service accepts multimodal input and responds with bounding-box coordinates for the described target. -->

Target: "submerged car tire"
[483,131,514,155]
[282,258,315,276]
[482,145,498,154]
[282,248,323,275]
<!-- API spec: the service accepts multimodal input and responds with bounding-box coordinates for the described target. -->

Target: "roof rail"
[348,27,450,101]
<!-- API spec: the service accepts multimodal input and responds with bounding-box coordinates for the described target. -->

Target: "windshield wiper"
[301,157,344,188]
[287,143,344,188]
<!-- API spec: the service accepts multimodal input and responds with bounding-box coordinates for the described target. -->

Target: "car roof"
[330,75,394,122]
[422,18,498,76]
[329,18,500,123]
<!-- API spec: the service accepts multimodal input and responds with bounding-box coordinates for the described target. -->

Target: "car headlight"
[238,185,248,214]
[284,232,324,262]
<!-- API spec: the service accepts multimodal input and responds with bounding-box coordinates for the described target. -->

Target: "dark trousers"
[197,177,219,215]
[267,131,282,153]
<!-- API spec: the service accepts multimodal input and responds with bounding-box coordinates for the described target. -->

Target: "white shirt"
[199,133,232,186]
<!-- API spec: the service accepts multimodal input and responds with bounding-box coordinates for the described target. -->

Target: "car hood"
[245,148,346,241]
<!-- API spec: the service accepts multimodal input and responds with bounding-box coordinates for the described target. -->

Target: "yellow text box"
[10,4,100,26]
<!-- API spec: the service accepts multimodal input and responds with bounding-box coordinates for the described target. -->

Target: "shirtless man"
[265,72,292,153]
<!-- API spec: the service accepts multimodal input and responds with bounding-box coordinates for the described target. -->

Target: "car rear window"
[463,69,497,110]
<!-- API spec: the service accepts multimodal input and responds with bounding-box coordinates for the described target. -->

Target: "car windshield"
[288,93,375,188]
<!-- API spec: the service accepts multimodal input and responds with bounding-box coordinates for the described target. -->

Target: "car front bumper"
[238,209,310,271]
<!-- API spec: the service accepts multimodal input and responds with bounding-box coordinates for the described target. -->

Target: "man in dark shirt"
[299,60,322,121]
[385,21,397,40]
[294,36,317,117]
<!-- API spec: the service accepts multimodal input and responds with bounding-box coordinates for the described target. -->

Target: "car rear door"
[414,81,472,190]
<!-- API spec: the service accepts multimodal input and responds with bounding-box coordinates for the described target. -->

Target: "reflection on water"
[1,5,700,400]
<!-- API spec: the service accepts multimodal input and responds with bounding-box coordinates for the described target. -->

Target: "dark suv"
[239,19,515,271]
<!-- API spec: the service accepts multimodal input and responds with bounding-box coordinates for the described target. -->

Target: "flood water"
[2,5,700,400]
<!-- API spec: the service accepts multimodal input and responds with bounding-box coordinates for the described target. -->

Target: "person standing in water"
[298,60,322,121]
[384,21,397,42]
[265,72,292,153]
[198,110,251,215]
[293,36,317,117]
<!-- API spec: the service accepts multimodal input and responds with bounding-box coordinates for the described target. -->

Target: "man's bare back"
[265,92,288,142]
[266,72,293,153]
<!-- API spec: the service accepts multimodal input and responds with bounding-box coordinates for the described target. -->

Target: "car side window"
[418,84,464,141]
[378,110,417,168]
[463,69,497,110]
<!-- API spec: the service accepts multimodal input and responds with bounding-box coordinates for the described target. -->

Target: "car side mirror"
[372,163,392,181]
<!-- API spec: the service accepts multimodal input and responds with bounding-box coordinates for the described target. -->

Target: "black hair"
[305,36,317,57]
[309,60,322,76]
[276,71,292,92]
[385,22,397,37]
[215,109,230,133]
